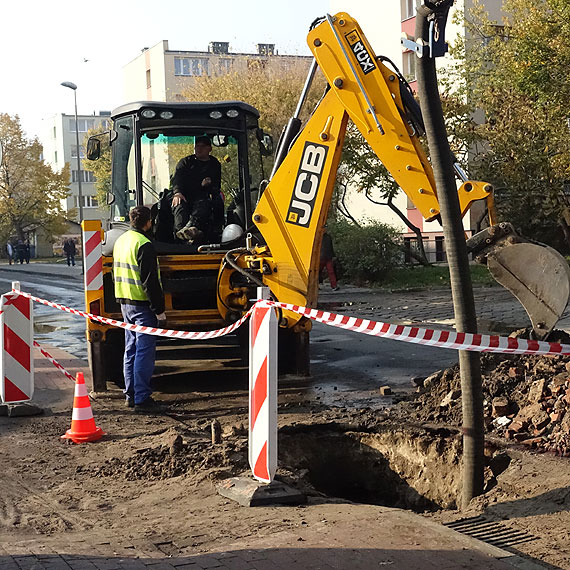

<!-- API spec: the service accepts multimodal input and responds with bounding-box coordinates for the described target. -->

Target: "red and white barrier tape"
[12,289,570,357]
[262,300,570,357]
[13,289,253,340]
[33,341,76,382]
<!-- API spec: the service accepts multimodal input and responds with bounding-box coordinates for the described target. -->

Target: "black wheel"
[278,328,310,376]
[88,328,125,392]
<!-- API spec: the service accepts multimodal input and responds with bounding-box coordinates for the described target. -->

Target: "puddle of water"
[34,323,64,333]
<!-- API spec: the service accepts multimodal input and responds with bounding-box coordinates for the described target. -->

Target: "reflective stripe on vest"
[113,230,152,302]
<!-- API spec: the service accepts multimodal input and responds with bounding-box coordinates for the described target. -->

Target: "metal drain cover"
[445,516,538,549]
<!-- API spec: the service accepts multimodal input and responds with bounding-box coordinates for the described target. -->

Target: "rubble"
[394,331,570,455]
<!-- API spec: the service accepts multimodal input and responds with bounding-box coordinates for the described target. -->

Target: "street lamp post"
[60,81,84,222]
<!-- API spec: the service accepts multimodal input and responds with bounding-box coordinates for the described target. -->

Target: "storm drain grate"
[444,516,538,549]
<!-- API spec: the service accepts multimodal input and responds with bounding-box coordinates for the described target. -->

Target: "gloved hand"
[156,312,167,326]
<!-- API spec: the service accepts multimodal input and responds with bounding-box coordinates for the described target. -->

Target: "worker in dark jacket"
[170,135,222,243]
[113,206,166,413]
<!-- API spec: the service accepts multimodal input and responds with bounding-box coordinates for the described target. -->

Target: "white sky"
[0,0,330,140]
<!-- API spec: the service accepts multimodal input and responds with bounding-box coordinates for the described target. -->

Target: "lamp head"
[61,81,77,90]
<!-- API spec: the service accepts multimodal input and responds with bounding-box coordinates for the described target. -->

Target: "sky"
[0,0,330,140]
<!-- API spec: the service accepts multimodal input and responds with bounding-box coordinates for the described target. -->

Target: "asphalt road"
[0,265,458,409]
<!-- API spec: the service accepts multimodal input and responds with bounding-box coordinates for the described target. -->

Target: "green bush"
[328,220,402,284]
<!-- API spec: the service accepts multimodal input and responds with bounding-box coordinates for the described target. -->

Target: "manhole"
[445,516,538,548]
[279,424,462,512]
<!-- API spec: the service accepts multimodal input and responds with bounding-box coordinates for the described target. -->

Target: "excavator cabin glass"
[107,101,269,248]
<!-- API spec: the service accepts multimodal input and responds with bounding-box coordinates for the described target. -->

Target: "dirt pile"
[88,428,249,482]
[396,334,570,454]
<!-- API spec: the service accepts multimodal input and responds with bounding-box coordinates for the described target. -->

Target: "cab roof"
[111,100,260,120]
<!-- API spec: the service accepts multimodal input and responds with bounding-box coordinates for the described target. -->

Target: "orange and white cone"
[61,372,105,443]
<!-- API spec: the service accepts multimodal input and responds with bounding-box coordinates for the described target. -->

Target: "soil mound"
[395,330,570,454]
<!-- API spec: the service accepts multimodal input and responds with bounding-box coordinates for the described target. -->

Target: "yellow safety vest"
[113,230,159,302]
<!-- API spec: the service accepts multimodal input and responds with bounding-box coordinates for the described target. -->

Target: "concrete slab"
[217,477,307,507]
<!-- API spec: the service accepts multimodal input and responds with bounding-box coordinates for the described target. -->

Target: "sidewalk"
[2,260,83,282]
[0,346,545,570]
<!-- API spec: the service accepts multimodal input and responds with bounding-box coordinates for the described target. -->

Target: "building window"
[247,58,267,70]
[146,69,151,88]
[54,151,58,164]
[174,57,209,76]
[53,126,56,138]
[401,0,417,20]
[402,51,416,81]
[218,58,233,74]
[72,170,95,183]
[71,145,85,159]
[435,236,445,262]
[74,195,99,208]
[69,118,95,132]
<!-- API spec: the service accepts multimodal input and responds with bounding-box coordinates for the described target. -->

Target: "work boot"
[176,224,203,243]
[134,396,167,415]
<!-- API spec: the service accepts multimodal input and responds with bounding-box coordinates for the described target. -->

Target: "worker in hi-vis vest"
[113,206,166,414]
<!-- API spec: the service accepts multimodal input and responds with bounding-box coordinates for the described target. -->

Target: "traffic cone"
[61,372,105,443]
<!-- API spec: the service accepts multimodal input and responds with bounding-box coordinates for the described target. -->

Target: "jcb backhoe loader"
[85,12,570,392]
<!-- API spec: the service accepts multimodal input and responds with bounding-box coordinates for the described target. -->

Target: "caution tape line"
[33,341,76,382]
[13,290,253,340]
[13,289,570,356]
[263,300,570,356]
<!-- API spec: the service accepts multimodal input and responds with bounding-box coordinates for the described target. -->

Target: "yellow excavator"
[85,11,570,391]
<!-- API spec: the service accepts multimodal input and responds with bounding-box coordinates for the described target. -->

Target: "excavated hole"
[279,424,462,512]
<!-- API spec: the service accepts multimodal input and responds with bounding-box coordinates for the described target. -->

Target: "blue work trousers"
[121,303,158,404]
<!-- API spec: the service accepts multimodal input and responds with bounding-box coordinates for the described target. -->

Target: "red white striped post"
[249,287,278,483]
[81,220,104,292]
[0,281,34,403]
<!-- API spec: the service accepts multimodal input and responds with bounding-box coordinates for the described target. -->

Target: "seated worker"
[170,135,224,244]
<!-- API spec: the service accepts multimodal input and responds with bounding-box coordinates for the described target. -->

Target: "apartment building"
[123,40,312,103]
[329,0,503,262]
[41,112,111,223]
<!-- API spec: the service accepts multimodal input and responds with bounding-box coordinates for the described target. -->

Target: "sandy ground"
[1,372,569,569]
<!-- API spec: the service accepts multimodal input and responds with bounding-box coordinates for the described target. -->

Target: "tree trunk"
[415,3,484,510]
[365,192,431,265]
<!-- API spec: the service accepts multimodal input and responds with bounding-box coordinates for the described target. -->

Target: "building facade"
[41,112,111,223]
[123,40,311,104]
[329,0,503,262]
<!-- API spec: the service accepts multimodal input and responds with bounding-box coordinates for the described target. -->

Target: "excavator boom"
[251,12,570,338]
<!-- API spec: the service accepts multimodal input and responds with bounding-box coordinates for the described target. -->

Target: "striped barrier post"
[249,287,278,484]
[81,219,104,293]
[0,281,34,403]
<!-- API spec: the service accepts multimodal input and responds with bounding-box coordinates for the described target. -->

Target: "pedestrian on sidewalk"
[319,226,339,291]
[113,206,166,414]
[24,240,30,264]
[6,242,13,265]
[16,240,26,265]
[63,238,76,266]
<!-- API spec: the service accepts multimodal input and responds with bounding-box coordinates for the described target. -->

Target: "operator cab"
[87,101,272,254]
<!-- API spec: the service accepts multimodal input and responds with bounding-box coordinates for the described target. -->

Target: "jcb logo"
[345,30,376,75]
[286,142,328,228]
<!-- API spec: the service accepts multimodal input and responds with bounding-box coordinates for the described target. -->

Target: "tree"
[181,60,327,164]
[0,113,69,244]
[443,0,570,249]
[334,121,431,265]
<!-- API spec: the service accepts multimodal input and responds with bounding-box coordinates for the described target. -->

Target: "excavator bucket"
[487,242,570,339]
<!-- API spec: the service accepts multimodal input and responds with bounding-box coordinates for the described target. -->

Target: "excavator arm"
[242,12,570,339]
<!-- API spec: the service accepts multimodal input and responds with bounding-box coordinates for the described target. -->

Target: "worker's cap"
[195,135,212,146]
